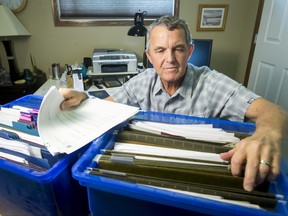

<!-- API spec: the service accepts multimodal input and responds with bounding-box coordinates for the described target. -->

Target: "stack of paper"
[129,121,240,143]
[0,101,52,171]
[37,86,139,155]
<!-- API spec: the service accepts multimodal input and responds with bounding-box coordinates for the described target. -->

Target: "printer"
[92,49,137,74]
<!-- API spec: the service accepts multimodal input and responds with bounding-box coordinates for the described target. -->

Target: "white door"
[247,0,288,112]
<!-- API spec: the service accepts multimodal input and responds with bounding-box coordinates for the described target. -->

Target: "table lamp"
[127,11,148,68]
[0,5,31,83]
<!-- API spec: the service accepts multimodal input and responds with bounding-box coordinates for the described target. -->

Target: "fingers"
[257,160,271,183]
[267,153,280,181]
[242,156,261,191]
[220,146,245,177]
[59,88,71,99]
[59,88,88,110]
[229,145,247,177]
[226,138,281,192]
[219,148,235,161]
[220,148,244,176]
[60,99,79,110]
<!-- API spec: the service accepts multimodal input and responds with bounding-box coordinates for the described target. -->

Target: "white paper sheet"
[130,121,240,143]
[37,86,139,155]
[113,142,224,163]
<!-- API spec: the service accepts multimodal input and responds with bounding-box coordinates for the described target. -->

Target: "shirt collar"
[178,66,193,97]
[153,75,163,95]
[152,66,193,97]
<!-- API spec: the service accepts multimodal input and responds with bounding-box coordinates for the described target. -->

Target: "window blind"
[53,0,179,26]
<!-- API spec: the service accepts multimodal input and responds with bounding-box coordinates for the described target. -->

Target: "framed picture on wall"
[197,4,229,31]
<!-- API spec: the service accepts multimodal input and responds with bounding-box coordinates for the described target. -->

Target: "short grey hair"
[146,15,192,52]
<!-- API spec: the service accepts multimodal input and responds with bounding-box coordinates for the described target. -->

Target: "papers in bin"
[37,86,139,155]
[129,121,240,143]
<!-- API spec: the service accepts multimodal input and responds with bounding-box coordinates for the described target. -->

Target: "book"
[88,90,110,99]
[37,86,139,155]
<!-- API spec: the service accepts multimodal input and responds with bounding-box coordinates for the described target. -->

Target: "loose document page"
[129,121,240,143]
[37,86,139,155]
[113,142,224,163]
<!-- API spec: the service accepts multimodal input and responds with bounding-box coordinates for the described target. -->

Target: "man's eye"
[156,48,165,53]
[175,48,185,52]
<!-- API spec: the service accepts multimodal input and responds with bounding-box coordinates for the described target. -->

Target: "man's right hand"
[59,88,88,110]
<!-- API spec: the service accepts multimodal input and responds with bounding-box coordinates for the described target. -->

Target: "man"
[60,16,288,192]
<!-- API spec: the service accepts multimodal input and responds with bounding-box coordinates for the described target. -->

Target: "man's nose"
[166,50,176,63]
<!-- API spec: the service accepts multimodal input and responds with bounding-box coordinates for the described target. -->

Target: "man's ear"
[188,44,194,59]
[186,45,195,64]
[145,49,152,64]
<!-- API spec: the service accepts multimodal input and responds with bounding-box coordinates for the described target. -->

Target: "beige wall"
[12,0,258,83]
[234,0,259,83]
[179,0,258,82]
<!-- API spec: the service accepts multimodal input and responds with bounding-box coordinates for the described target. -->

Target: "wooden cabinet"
[0,73,47,105]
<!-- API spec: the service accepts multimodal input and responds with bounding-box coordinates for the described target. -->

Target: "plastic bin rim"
[0,151,78,183]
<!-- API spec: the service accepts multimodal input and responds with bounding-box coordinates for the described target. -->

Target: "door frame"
[243,0,265,87]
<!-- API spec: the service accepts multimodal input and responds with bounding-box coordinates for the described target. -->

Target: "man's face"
[146,25,193,84]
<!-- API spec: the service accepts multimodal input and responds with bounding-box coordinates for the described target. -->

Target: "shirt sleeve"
[111,72,147,107]
[205,70,261,122]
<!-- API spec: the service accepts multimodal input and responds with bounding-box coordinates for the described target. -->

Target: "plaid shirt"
[111,64,260,122]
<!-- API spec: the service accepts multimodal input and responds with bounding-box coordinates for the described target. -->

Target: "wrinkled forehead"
[150,25,187,43]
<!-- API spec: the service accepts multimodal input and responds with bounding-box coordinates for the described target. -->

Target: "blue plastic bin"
[72,111,288,216]
[0,95,89,216]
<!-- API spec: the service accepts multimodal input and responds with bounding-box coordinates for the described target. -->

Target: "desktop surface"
[33,78,119,97]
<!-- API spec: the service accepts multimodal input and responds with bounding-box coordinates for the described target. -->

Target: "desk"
[33,78,120,96]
